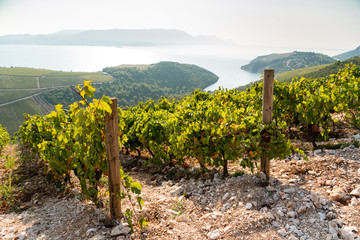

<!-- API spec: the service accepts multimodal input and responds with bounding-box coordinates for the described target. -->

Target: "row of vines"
[15,64,359,221]
[16,82,146,228]
[120,64,359,172]
[0,124,11,153]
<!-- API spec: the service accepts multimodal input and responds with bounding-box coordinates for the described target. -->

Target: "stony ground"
[1,133,360,240]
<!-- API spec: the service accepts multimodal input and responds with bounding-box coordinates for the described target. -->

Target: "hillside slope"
[276,56,360,82]
[43,61,219,108]
[0,62,218,135]
[241,51,336,74]
[0,68,112,135]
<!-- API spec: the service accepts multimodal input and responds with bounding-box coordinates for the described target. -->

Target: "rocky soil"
[1,134,360,240]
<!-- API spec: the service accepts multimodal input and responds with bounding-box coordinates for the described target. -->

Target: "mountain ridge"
[0,29,229,46]
[333,46,360,61]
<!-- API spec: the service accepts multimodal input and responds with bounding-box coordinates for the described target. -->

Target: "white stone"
[353,134,360,140]
[310,193,319,203]
[167,209,179,215]
[170,186,183,197]
[277,210,285,217]
[221,203,231,212]
[298,206,307,215]
[207,229,221,240]
[326,234,334,240]
[246,203,253,209]
[89,234,106,240]
[339,226,358,239]
[267,212,275,220]
[259,172,267,181]
[328,150,336,155]
[18,232,27,240]
[272,221,280,228]
[266,185,276,192]
[288,235,299,240]
[328,220,338,235]
[110,224,131,237]
[318,212,326,221]
[350,187,360,197]
[351,197,359,206]
[291,218,300,226]
[278,228,287,236]
[260,206,268,212]
[222,193,230,201]
[287,211,296,218]
[290,225,298,232]
[269,176,276,185]
[289,179,298,184]
[314,149,322,155]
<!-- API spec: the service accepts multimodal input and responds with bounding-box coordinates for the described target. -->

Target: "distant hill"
[44,61,219,109]
[276,56,360,82]
[333,46,360,61]
[236,55,360,92]
[241,51,336,74]
[0,29,228,46]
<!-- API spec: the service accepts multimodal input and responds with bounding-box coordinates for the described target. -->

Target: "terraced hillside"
[0,62,218,135]
[0,67,112,135]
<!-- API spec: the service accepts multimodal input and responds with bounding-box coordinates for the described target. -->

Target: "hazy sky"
[0,0,359,50]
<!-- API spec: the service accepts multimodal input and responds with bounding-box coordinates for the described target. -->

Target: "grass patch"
[80,74,112,82]
[0,75,37,89]
[39,74,112,88]
[0,67,54,76]
[0,148,19,212]
[44,71,102,77]
[171,197,186,218]
[0,97,52,135]
[276,64,331,82]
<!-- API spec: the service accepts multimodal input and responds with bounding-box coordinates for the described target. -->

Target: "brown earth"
[1,133,360,240]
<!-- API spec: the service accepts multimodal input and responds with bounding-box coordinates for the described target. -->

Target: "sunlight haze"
[0,0,359,50]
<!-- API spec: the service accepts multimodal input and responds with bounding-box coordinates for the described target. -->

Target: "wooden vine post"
[261,69,274,180]
[105,98,122,219]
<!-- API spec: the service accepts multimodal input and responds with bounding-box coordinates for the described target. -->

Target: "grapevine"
[0,124,11,153]
[17,81,146,228]
[15,64,360,228]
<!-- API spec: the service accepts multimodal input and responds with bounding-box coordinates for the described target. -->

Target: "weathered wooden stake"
[105,98,122,219]
[261,69,274,179]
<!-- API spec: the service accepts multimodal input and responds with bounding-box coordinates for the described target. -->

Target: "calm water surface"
[0,44,344,91]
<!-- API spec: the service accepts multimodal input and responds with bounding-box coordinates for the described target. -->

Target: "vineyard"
[1,64,360,239]
[16,64,359,200]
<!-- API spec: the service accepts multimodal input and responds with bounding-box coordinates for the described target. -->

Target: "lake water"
[0,44,344,91]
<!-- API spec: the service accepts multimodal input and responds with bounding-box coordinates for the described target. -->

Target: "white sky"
[0,0,359,50]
